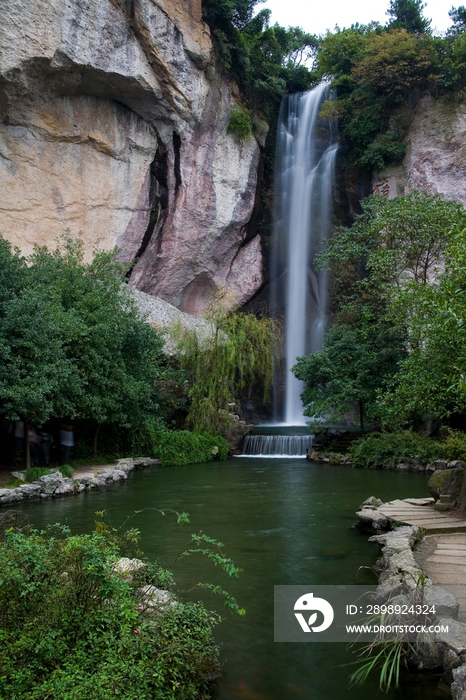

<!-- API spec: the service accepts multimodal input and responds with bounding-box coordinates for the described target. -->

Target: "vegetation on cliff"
[204,0,466,171]
[202,0,316,116]
[314,3,466,170]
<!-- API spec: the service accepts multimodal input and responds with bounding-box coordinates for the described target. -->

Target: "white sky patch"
[262,0,453,35]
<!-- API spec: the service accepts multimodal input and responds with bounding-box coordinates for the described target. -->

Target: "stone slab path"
[377,499,466,534]
[415,534,466,622]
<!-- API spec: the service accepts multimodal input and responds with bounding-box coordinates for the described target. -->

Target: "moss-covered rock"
[428,467,464,504]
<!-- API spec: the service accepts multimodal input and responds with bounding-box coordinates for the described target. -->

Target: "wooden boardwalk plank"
[375,500,466,532]
[414,533,466,621]
[432,548,466,554]
[425,556,466,565]
[422,525,466,533]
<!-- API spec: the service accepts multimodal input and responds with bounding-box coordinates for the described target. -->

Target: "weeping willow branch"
[170,304,280,432]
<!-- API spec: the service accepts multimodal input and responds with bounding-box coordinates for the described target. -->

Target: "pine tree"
[387,0,431,33]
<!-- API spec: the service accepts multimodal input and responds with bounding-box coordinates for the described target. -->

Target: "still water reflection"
[14,458,444,700]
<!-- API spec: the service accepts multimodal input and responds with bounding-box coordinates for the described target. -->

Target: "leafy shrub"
[228,107,252,141]
[442,430,466,462]
[154,428,229,467]
[131,560,176,591]
[0,524,219,699]
[58,464,74,478]
[24,467,52,482]
[359,131,406,170]
[130,419,163,457]
[349,431,445,468]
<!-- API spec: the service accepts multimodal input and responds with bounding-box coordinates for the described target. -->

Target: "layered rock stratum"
[0,0,263,314]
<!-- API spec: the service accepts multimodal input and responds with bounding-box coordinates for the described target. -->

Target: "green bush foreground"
[0,523,219,700]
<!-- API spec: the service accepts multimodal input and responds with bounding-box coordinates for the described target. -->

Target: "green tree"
[0,236,167,461]
[294,192,466,433]
[292,323,405,435]
[0,240,74,467]
[28,238,166,458]
[202,0,265,31]
[448,5,466,34]
[318,191,464,312]
[378,217,466,426]
[387,0,431,34]
[351,30,435,104]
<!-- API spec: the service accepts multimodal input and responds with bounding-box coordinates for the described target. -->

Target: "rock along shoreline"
[308,450,465,473]
[0,457,160,508]
[356,496,466,699]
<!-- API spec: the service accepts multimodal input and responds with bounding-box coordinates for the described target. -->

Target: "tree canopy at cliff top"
[202,0,318,113]
[202,0,466,169]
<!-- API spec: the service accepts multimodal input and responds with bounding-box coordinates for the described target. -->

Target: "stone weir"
[239,426,313,458]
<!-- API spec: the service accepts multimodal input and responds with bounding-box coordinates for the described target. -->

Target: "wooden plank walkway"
[377,499,466,534]
[415,534,466,622]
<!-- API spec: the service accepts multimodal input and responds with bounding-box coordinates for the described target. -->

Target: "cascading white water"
[241,434,313,458]
[272,84,338,425]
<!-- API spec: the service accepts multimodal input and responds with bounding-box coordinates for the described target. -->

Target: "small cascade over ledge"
[238,426,313,458]
[241,434,313,458]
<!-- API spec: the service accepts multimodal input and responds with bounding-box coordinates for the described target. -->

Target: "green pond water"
[12,458,445,700]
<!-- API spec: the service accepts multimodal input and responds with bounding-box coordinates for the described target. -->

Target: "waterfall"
[241,434,313,458]
[272,84,338,425]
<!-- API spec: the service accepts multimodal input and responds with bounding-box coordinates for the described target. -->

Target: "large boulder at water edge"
[428,468,464,504]
[218,410,253,452]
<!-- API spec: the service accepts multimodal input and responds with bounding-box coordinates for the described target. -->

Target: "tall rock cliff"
[373,95,466,207]
[0,0,263,314]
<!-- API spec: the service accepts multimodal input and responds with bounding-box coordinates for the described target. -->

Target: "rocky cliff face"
[373,95,466,207]
[0,0,263,314]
